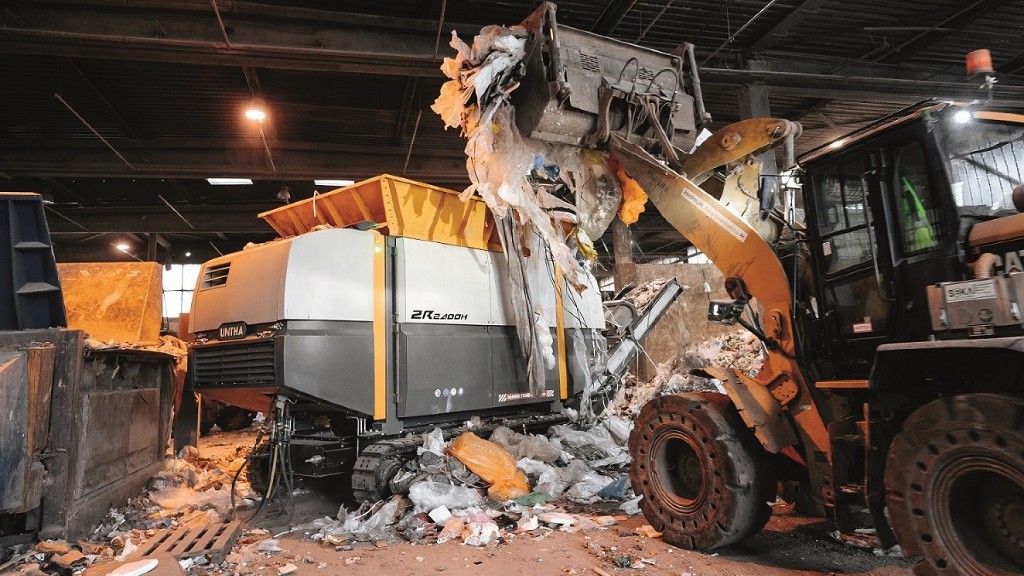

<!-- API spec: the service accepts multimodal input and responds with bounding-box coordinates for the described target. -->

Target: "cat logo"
[981,250,1024,276]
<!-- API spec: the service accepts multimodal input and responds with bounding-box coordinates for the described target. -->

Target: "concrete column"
[146,234,159,262]
[738,79,781,216]
[612,217,636,293]
[738,80,779,171]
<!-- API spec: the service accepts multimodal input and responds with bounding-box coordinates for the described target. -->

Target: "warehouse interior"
[2,1,1024,575]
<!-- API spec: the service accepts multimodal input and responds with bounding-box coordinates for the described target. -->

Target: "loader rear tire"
[628,392,776,550]
[886,394,1024,576]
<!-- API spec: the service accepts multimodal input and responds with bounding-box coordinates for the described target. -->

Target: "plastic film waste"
[447,432,530,501]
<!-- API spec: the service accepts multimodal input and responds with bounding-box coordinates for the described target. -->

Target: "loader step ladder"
[0,193,66,330]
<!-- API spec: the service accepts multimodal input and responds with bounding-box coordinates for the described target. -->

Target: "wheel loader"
[495,3,1022,575]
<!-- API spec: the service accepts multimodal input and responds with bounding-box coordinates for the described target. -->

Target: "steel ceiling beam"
[999,53,1024,76]
[64,59,139,138]
[747,0,832,53]
[46,205,278,234]
[699,67,1024,105]
[394,77,420,146]
[876,0,1005,64]
[590,0,639,34]
[0,138,468,182]
[1,0,476,76]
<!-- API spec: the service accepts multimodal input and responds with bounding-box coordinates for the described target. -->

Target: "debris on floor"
[0,429,259,576]
[2,309,772,576]
[284,415,641,554]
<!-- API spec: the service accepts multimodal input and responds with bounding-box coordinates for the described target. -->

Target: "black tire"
[628,392,776,549]
[215,406,257,432]
[246,446,270,495]
[200,408,216,436]
[886,394,1024,576]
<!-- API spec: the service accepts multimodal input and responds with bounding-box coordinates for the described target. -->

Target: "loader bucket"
[512,2,707,151]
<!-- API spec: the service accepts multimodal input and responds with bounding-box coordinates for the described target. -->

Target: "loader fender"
[699,366,799,453]
[871,336,1024,393]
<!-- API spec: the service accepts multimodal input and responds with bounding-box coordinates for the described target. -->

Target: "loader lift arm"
[609,134,834,513]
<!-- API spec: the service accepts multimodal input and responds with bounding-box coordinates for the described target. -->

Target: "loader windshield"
[939,110,1024,217]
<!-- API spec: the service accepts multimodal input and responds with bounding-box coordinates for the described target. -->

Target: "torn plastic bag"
[550,424,628,467]
[597,476,631,500]
[621,495,643,516]
[517,458,566,497]
[329,496,404,537]
[418,427,446,457]
[518,435,562,463]
[614,161,649,224]
[491,427,562,463]
[602,417,632,446]
[408,481,484,512]
[488,426,521,454]
[448,432,530,501]
[562,460,614,502]
[463,521,500,546]
[354,496,403,534]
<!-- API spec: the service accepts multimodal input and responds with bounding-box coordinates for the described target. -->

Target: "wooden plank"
[0,351,29,513]
[40,329,85,539]
[349,188,374,222]
[208,521,242,563]
[185,523,223,557]
[26,345,55,455]
[133,521,241,563]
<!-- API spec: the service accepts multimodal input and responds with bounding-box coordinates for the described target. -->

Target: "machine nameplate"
[498,390,555,402]
[944,279,996,302]
[218,321,247,340]
[680,187,748,242]
[411,310,469,321]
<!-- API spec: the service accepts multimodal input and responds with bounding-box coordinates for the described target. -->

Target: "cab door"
[805,152,895,379]
[878,135,960,343]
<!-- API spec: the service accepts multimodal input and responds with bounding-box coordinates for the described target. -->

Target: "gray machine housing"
[189,228,605,431]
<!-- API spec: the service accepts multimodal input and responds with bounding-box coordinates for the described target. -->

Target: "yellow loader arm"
[660,118,803,243]
[682,118,802,185]
[610,133,833,510]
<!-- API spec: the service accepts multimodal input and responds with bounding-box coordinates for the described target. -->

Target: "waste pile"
[605,330,766,420]
[286,416,642,550]
[1,432,257,575]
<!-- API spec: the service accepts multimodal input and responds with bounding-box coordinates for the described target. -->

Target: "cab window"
[813,159,871,274]
[891,141,944,256]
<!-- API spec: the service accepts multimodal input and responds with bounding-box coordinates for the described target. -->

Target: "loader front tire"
[628,392,776,549]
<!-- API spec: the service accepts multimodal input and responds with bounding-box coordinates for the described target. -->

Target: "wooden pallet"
[132,520,242,564]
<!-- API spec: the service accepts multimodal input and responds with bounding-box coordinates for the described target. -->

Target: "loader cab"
[798,105,1024,379]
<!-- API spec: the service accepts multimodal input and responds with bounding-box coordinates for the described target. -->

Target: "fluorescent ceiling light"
[115,243,130,252]
[206,178,253,185]
[314,179,355,187]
